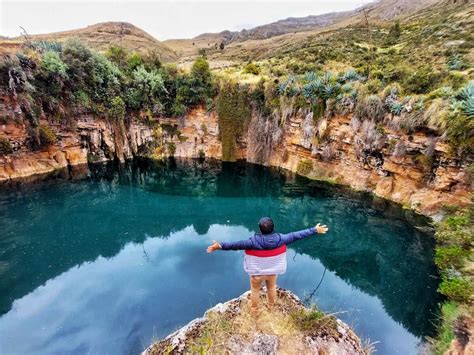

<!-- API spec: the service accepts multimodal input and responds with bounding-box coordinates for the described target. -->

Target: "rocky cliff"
[0,116,153,182]
[142,288,365,355]
[165,108,472,218]
[0,108,471,217]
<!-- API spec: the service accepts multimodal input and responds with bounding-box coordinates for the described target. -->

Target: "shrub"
[392,140,406,158]
[127,52,143,71]
[38,124,57,147]
[403,66,440,94]
[438,278,473,303]
[436,228,472,249]
[0,137,13,154]
[108,96,126,121]
[243,62,260,75]
[386,21,401,45]
[85,52,122,104]
[42,51,68,77]
[105,44,128,68]
[126,65,166,110]
[171,102,187,117]
[435,246,468,270]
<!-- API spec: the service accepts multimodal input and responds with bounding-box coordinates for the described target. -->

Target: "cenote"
[0,158,441,355]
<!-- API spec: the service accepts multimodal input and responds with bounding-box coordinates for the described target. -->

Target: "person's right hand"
[207,240,222,253]
[315,223,329,234]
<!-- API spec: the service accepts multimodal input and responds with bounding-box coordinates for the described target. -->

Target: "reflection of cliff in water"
[0,158,439,338]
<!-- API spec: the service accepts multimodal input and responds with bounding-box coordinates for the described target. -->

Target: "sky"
[0,0,372,40]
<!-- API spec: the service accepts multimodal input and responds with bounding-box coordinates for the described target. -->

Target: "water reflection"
[0,159,440,354]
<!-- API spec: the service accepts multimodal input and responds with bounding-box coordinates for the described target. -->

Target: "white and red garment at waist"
[243,245,287,275]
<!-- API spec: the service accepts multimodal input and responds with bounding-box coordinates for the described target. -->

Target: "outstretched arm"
[207,238,254,253]
[280,223,329,245]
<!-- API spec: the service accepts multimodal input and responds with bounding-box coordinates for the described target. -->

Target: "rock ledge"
[142,288,365,354]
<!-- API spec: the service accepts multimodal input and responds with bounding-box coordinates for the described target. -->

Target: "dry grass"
[187,291,339,354]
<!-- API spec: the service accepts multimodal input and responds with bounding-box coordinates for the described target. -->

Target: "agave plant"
[447,53,468,71]
[341,83,352,93]
[302,79,323,100]
[321,71,336,85]
[339,69,361,83]
[456,81,474,119]
[31,40,63,53]
[304,71,317,82]
[389,102,404,116]
[323,82,341,99]
[277,75,298,97]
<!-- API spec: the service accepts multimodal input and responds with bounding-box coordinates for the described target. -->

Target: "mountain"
[0,22,178,62]
[162,0,453,61]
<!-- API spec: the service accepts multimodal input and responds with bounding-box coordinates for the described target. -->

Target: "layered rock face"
[0,116,153,182]
[167,109,471,217]
[0,108,471,217]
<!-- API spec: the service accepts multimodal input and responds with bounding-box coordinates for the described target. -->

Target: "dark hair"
[259,217,274,234]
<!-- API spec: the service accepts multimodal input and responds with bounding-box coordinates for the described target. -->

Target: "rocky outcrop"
[0,117,154,182]
[142,288,365,355]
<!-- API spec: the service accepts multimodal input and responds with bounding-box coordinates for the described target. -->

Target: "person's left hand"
[315,223,329,234]
[207,240,222,253]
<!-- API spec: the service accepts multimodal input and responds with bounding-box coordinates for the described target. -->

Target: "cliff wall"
[0,108,471,217]
[168,108,472,217]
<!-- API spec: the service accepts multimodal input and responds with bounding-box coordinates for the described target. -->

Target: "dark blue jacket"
[221,228,316,250]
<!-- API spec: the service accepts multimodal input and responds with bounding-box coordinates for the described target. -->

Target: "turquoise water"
[0,159,441,354]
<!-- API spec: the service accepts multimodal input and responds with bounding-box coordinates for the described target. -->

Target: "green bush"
[42,51,68,77]
[126,66,165,110]
[435,246,468,270]
[435,229,472,248]
[243,62,260,75]
[108,96,126,121]
[38,124,57,147]
[127,52,144,71]
[403,66,440,94]
[105,44,128,68]
[438,278,473,303]
[386,21,401,45]
[0,137,13,154]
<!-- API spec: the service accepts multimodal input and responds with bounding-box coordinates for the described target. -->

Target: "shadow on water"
[0,158,441,353]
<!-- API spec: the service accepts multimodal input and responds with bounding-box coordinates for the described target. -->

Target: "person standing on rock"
[207,217,328,314]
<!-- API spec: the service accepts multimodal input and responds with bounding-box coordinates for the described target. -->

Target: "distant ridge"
[163,0,449,57]
[0,22,178,62]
